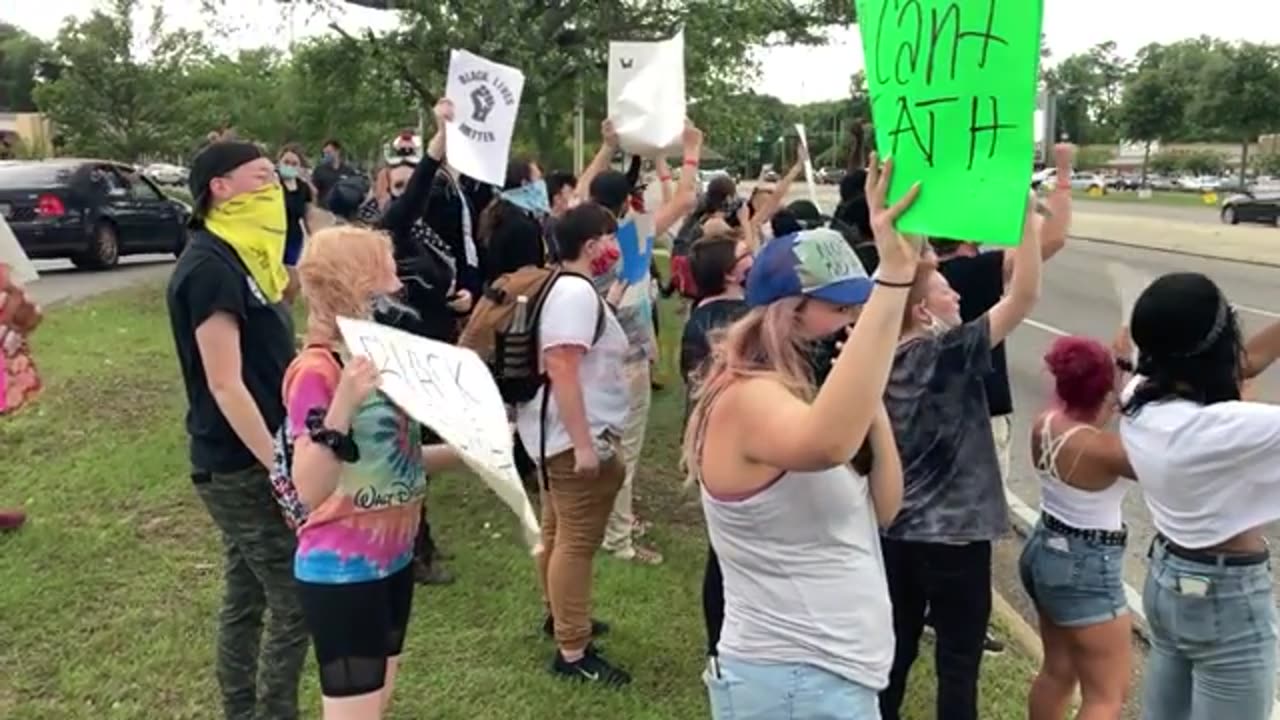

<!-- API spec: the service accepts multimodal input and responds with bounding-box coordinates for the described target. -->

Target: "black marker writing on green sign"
[872,0,1016,170]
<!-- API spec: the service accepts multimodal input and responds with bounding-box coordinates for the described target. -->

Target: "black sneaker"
[983,631,1005,655]
[551,647,632,687]
[542,615,611,638]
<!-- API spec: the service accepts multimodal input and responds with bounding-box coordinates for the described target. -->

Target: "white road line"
[1235,303,1280,320]
[1023,318,1069,337]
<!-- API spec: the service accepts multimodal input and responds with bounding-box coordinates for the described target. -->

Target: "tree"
[1118,56,1188,182]
[1180,148,1225,175]
[0,23,52,112]
[33,0,198,161]
[285,0,850,165]
[1194,42,1280,184]
[1149,150,1182,175]
[1043,41,1131,144]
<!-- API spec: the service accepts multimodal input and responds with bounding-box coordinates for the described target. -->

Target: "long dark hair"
[1123,272,1244,416]
[478,199,545,283]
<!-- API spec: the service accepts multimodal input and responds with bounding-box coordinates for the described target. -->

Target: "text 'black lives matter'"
[456,69,518,143]
[873,0,1016,169]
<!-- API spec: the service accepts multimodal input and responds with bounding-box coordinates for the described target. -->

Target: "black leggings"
[702,543,725,656]
[297,564,415,698]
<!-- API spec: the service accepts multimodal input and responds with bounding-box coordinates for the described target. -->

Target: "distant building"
[0,113,55,157]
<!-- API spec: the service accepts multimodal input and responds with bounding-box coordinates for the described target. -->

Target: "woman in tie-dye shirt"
[289,225,459,719]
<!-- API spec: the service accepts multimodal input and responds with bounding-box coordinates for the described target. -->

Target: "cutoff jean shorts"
[1018,518,1129,628]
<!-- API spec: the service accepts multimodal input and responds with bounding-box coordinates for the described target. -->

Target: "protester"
[312,139,361,206]
[166,141,308,720]
[423,135,494,304]
[1120,273,1280,720]
[878,192,1044,720]
[287,225,462,720]
[0,259,41,531]
[543,170,578,261]
[517,202,631,686]
[685,155,918,718]
[277,144,316,301]
[366,100,461,586]
[1020,336,1135,720]
[582,121,702,565]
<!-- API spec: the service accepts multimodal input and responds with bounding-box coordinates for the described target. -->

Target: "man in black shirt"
[311,138,360,207]
[166,141,307,720]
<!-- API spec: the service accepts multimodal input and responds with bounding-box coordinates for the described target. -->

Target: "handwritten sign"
[0,216,37,286]
[336,317,541,550]
[794,124,822,213]
[856,0,1044,245]
[445,50,526,187]
[617,215,655,285]
[608,31,686,155]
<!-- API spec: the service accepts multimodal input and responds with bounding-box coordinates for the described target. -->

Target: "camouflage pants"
[194,466,309,720]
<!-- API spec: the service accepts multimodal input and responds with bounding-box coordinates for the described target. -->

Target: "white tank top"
[701,465,893,691]
[1036,413,1130,532]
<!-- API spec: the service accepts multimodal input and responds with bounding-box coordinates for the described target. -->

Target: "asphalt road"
[1073,197,1222,225]
[26,255,174,307]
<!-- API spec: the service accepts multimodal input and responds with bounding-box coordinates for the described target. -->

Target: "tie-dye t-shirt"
[285,349,427,584]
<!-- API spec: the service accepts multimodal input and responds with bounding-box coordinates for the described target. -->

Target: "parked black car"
[1220,192,1280,226]
[0,159,191,269]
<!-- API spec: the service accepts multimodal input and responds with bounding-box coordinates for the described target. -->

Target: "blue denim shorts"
[1019,518,1129,628]
[705,654,880,720]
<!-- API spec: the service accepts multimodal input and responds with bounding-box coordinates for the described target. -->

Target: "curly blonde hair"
[297,226,395,339]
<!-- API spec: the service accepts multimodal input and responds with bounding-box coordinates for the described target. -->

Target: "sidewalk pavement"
[1072,212,1280,266]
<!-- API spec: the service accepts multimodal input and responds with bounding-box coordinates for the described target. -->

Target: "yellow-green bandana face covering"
[204,182,289,303]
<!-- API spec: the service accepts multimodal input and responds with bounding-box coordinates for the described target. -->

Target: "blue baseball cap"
[745,227,873,308]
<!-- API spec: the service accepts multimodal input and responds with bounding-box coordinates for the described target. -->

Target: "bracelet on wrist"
[874,277,914,289]
[683,158,699,167]
[306,407,360,463]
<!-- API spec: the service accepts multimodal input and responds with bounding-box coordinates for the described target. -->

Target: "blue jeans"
[1141,540,1278,720]
[705,655,880,720]
[1019,519,1128,628]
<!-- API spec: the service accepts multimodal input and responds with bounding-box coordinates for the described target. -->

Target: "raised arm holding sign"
[856,0,1044,245]
[336,317,541,550]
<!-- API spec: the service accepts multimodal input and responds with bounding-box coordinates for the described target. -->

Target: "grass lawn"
[1,282,1040,719]
[1070,188,1221,209]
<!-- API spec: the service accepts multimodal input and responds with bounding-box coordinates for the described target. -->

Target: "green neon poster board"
[855,0,1044,245]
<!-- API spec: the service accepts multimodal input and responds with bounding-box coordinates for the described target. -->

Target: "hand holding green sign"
[855,0,1044,246]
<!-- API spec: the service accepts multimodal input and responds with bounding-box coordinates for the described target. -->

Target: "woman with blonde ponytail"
[285,226,461,719]
[686,156,918,719]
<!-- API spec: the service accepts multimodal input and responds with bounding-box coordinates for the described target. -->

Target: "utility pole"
[573,76,585,175]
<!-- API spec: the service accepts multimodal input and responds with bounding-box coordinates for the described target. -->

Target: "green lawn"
[0,283,1039,719]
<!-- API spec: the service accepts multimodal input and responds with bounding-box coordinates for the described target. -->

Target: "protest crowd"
[7,18,1280,720]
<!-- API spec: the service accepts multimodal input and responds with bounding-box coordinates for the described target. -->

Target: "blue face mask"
[277,165,299,180]
[500,179,551,216]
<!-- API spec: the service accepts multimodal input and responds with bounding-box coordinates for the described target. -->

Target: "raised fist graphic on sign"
[470,85,496,123]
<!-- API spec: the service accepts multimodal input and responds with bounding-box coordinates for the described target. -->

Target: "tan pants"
[602,361,652,553]
[536,439,626,652]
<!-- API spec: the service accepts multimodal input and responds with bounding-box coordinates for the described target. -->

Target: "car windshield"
[0,163,75,188]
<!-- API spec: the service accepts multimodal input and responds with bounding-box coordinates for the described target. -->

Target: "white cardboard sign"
[445,50,526,187]
[336,317,541,550]
[608,31,687,155]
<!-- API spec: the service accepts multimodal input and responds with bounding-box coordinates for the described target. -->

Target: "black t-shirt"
[312,160,359,205]
[166,231,297,473]
[282,180,311,248]
[680,298,750,423]
[937,251,1012,417]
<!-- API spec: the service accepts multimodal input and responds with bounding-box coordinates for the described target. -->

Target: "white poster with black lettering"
[445,49,526,187]
[336,317,541,550]
[608,30,686,155]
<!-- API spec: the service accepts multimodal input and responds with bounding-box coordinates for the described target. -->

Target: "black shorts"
[297,564,415,698]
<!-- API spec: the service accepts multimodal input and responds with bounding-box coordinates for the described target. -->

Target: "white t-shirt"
[516,275,630,460]
[1120,376,1280,548]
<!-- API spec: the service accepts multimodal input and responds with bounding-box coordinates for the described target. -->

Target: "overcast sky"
[6,0,1280,105]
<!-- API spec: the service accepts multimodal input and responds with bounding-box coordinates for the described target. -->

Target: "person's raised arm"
[1244,320,1280,379]
[1069,430,1136,486]
[575,119,620,203]
[732,155,922,470]
[288,356,379,508]
[751,145,806,229]
[655,156,674,205]
[379,98,451,238]
[653,120,702,237]
[987,194,1043,346]
[1006,143,1072,281]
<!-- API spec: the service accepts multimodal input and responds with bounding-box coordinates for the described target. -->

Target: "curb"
[991,590,1042,666]
[1070,234,1280,269]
